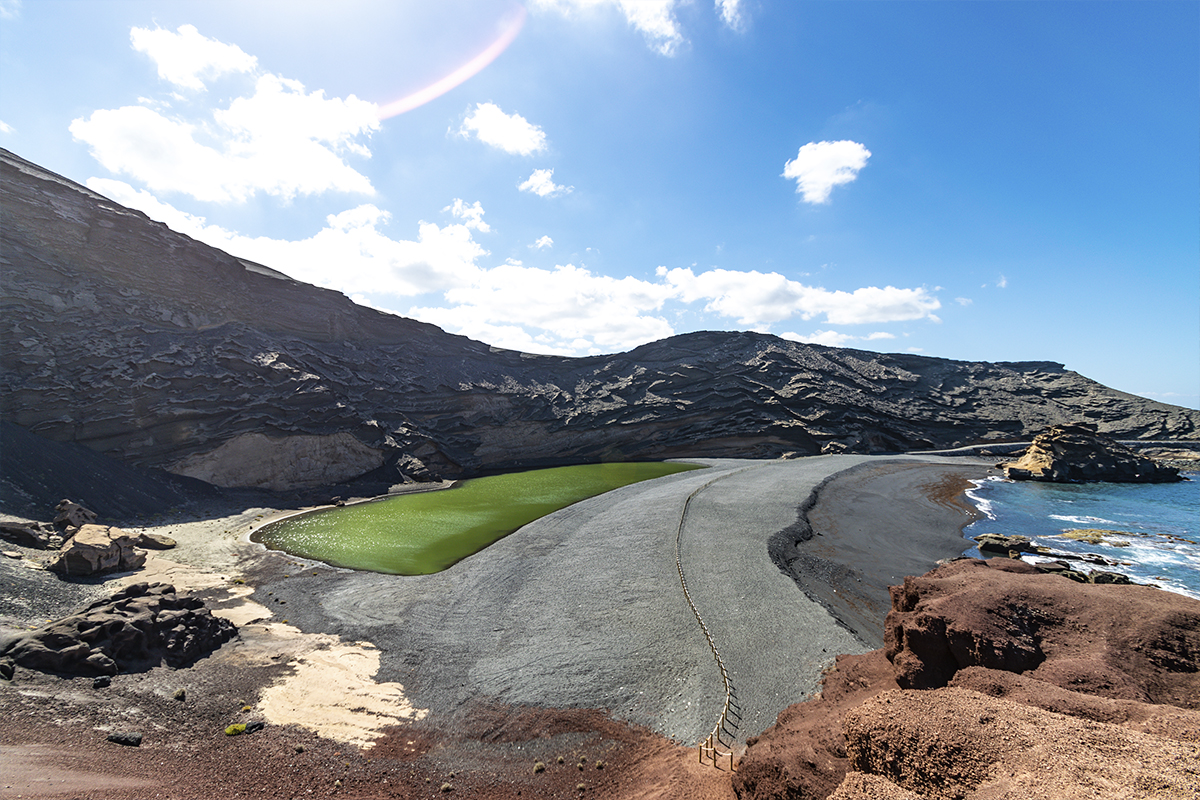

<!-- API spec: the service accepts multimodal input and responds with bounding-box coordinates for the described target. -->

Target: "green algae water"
[253,462,704,575]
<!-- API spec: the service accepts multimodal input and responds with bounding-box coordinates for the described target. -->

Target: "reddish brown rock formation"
[735,559,1200,800]
[1001,422,1183,482]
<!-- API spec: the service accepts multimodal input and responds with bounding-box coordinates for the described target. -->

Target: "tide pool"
[253,461,705,574]
[964,472,1200,600]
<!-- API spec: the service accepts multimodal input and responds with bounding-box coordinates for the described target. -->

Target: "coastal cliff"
[3,147,1197,492]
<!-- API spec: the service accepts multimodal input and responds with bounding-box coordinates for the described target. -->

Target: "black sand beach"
[0,454,995,798]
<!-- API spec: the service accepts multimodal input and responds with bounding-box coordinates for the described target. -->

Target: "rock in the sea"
[48,524,146,575]
[0,582,236,678]
[53,498,98,530]
[971,533,1044,555]
[1000,423,1182,482]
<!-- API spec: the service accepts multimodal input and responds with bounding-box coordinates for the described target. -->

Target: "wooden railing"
[674,475,743,771]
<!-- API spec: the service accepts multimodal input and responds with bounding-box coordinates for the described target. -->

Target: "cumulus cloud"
[71,30,378,203]
[411,262,676,354]
[530,0,685,56]
[519,168,572,197]
[459,102,546,155]
[782,140,871,204]
[715,0,745,30]
[955,297,973,306]
[130,24,257,90]
[0,120,14,134]
[88,178,485,297]
[532,235,554,250]
[660,266,940,327]
[444,199,490,232]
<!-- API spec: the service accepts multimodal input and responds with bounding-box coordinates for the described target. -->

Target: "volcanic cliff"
[3,147,1197,493]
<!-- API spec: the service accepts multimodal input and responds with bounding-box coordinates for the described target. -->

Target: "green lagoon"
[253,461,704,574]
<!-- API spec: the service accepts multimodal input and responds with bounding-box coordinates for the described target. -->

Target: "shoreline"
[0,454,999,798]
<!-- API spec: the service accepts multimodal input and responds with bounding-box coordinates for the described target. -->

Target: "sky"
[1,0,1197,408]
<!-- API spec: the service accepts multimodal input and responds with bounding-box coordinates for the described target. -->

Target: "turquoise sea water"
[964,472,1200,600]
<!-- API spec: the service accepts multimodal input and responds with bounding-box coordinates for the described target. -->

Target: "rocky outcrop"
[0,582,236,679]
[884,558,1200,701]
[168,431,386,490]
[1001,423,1183,482]
[736,559,1200,800]
[4,148,1198,491]
[48,524,146,576]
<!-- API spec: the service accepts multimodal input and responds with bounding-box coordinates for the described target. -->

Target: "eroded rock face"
[168,431,386,490]
[0,582,236,678]
[4,148,1198,490]
[49,524,147,576]
[737,560,1200,800]
[884,558,1200,703]
[1001,422,1183,482]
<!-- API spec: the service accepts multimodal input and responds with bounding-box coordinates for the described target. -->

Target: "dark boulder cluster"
[1000,423,1182,483]
[0,582,236,680]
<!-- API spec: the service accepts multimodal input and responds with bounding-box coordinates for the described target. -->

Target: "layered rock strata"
[4,148,1198,490]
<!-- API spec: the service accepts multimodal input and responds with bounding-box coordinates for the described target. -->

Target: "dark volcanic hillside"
[3,148,1196,491]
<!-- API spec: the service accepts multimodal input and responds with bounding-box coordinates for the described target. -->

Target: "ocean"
[964,472,1200,600]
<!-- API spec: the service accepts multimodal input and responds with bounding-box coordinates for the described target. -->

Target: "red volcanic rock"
[841,688,1200,800]
[884,558,1200,705]
[737,559,1200,800]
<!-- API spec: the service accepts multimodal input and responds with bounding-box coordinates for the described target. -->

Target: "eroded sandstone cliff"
[3,147,1197,490]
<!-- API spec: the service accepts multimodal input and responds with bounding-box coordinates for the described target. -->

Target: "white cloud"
[955,297,973,306]
[532,235,554,249]
[130,24,257,90]
[444,199,490,232]
[660,266,940,326]
[782,140,871,204]
[0,120,13,134]
[519,168,572,197]
[88,178,486,297]
[715,0,745,30]
[781,330,856,347]
[530,0,685,56]
[411,262,676,354]
[460,102,546,155]
[71,60,379,202]
[997,274,1008,288]
[0,0,21,21]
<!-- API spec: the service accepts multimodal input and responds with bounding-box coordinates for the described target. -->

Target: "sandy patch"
[257,629,429,748]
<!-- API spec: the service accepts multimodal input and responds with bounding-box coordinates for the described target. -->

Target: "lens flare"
[377,5,526,120]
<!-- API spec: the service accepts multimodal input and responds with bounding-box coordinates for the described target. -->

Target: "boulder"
[971,533,1044,555]
[0,521,52,549]
[0,582,236,678]
[48,524,146,576]
[53,498,98,530]
[134,531,177,550]
[1000,423,1182,483]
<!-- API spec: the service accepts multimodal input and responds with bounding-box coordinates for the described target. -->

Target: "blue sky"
[2,1,1197,408]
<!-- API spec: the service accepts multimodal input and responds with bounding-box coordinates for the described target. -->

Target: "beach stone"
[48,524,146,576]
[973,534,1038,555]
[1090,570,1133,585]
[0,582,236,677]
[1000,423,1182,483]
